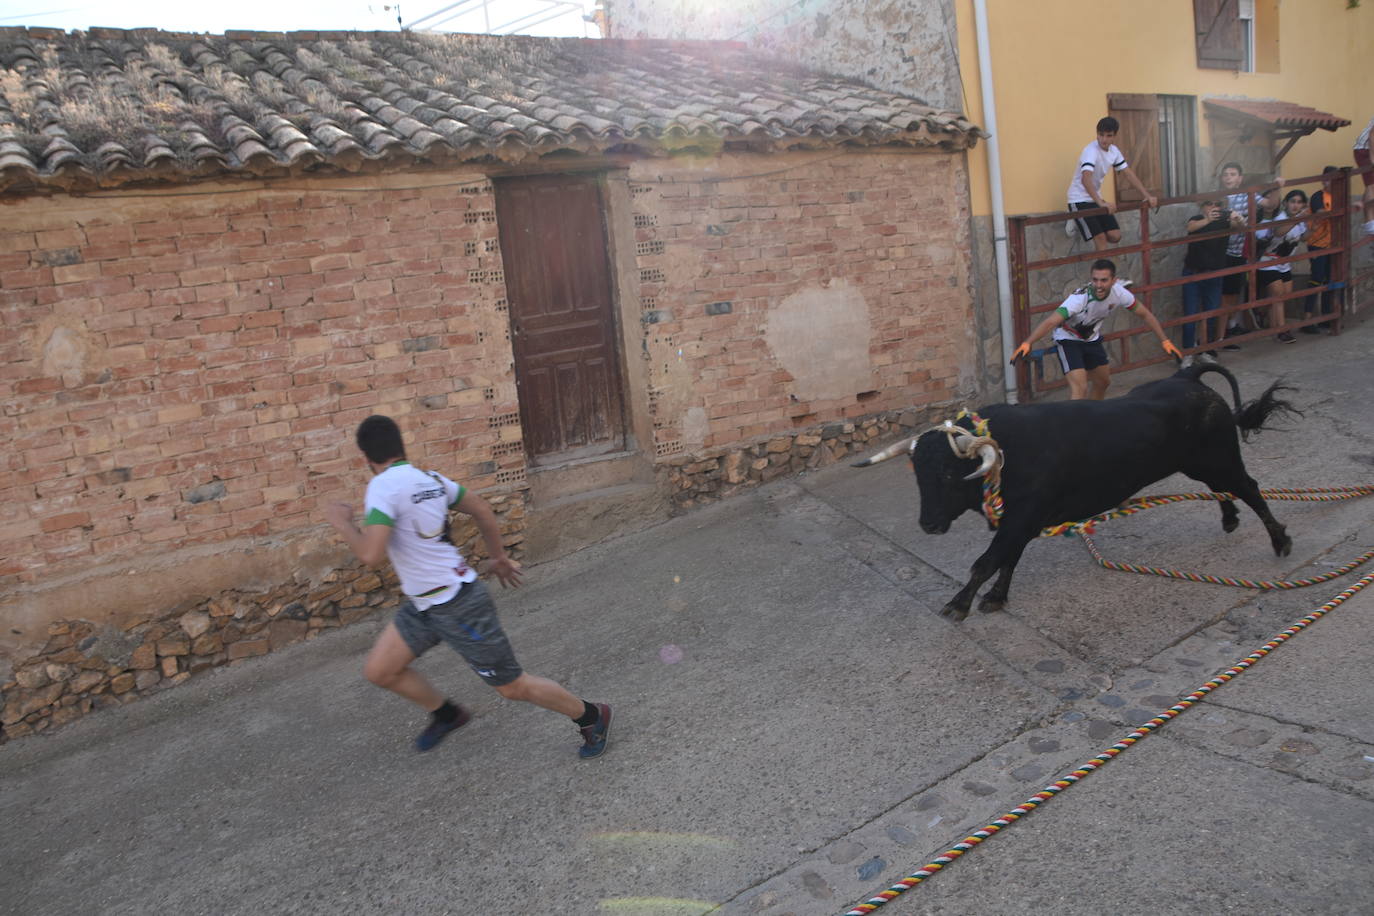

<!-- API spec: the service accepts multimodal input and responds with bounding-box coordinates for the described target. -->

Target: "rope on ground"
[1043,486,1374,588]
[841,568,1374,915]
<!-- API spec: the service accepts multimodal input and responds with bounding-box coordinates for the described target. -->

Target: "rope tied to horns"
[937,410,1005,525]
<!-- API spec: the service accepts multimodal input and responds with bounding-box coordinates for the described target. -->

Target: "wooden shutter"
[1107,94,1161,204]
[1193,0,1243,70]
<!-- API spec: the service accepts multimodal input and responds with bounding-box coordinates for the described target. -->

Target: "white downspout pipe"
[972,0,1018,404]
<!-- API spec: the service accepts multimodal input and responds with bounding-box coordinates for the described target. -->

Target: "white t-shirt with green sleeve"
[363,461,478,610]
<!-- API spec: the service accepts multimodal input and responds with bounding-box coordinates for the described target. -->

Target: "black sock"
[433,700,460,724]
[573,700,599,728]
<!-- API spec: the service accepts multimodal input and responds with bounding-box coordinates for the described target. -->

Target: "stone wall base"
[0,492,527,744]
[665,407,945,510]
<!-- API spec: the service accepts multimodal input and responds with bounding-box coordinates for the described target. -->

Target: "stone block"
[179,610,212,638]
[134,670,161,691]
[227,639,269,660]
[723,452,747,484]
[191,633,223,655]
[69,670,104,693]
[15,666,50,689]
[2,696,24,726]
[129,643,156,670]
[268,619,307,651]
[160,657,179,677]
[156,634,190,657]
[20,683,65,716]
[339,606,375,626]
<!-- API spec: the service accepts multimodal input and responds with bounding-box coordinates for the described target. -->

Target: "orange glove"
[1009,341,1031,365]
[1161,340,1183,362]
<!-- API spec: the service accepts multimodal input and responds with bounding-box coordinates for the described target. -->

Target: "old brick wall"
[625,149,983,466]
[2,147,982,738]
[0,171,529,733]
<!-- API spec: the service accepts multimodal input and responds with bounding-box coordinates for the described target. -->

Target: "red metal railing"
[1008,165,1371,401]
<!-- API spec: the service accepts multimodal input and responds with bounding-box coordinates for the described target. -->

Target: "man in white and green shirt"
[1011,259,1180,400]
[326,415,611,756]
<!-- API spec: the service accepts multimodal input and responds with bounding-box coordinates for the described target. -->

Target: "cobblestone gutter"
[0,493,527,743]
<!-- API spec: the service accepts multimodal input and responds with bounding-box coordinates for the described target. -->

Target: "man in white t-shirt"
[1067,117,1159,251]
[325,415,611,757]
[1011,258,1181,400]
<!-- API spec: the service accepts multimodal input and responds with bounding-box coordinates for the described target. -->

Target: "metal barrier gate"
[1008,166,1372,401]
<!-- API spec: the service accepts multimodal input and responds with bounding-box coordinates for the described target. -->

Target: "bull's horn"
[962,443,1000,481]
[852,437,915,467]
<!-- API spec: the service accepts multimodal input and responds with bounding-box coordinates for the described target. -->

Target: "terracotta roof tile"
[0,27,981,191]
[1204,97,1350,132]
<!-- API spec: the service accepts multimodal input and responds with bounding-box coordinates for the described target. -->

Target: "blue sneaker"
[577,703,612,759]
[415,704,470,752]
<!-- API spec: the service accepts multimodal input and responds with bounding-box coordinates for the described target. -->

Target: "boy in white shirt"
[1011,258,1180,400]
[1067,117,1158,251]
[326,415,611,757]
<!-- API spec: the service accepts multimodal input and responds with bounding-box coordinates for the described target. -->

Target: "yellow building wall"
[955,0,1374,217]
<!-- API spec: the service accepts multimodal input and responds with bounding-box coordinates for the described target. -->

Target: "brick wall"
[1,172,527,651]
[625,150,980,461]
[1,148,981,737]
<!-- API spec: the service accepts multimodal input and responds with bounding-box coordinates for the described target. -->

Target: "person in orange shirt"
[1302,166,1339,333]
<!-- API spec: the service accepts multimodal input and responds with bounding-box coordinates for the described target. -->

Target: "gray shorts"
[393,581,523,687]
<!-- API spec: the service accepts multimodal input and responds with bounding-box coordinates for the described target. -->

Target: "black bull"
[854,362,1297,621]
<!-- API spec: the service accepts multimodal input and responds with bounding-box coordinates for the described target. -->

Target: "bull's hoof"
[978,596,1006,614]
[1221,516,1239,533]
[1273,534,1292,557]
[939,602,970,622]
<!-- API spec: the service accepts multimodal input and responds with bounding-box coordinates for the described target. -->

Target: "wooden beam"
[1272,130,1310,167]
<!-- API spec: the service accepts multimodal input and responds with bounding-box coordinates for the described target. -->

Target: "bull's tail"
[1178,360,1244,410]
[1179,359,1300,441]
[1235,380,1301,441]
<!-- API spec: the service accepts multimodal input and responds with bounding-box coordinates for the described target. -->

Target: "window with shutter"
[1106,94,1162,204]
[1194,0,1244,70]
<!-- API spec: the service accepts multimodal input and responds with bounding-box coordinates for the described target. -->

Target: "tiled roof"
[1204,97,1350,132]
[0,27,982,192]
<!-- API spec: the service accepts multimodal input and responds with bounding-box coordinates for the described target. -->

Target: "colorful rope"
[842,569,1374,915]
[972,483,1374,588]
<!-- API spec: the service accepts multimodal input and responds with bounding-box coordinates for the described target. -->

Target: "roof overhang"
[1203,97,1351,134]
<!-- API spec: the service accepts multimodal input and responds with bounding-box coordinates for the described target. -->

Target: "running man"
[1011,258,1181,400]
[325,414,611,756]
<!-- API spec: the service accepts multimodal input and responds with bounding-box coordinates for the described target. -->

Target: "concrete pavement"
[3,316,1373,916]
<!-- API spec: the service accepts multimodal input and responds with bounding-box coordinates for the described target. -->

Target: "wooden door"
[1107,93,1162,204]
[495,173,626,463]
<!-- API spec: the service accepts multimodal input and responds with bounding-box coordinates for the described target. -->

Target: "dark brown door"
[495,173,626,463]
